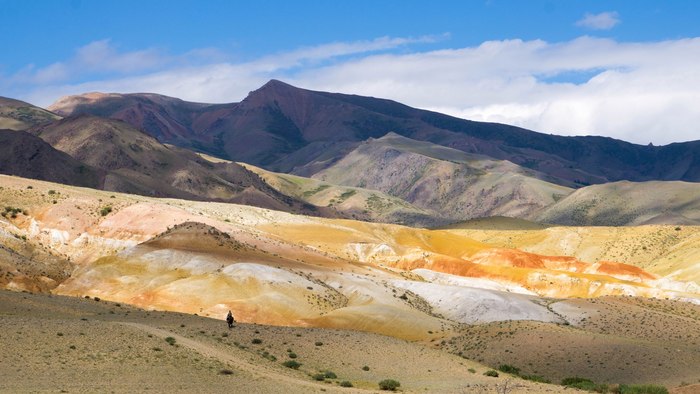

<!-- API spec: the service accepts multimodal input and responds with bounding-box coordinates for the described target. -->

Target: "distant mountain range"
[2,80,700,226]
[50,80,700,187]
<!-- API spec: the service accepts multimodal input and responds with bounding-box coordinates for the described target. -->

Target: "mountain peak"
[250,79,299,95]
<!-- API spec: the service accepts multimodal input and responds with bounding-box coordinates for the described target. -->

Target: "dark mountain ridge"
[48,80,700,187]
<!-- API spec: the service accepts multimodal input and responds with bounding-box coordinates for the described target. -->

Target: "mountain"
[309,133,573,221]
[0,129,104,188]
[535,180,700,226]
[240,162,447,227]
[28,115,332,216]
[0,96,60,130]
[49,80,700,187]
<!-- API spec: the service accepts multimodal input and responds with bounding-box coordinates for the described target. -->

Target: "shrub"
[484,370,499,377]
[219,369,234,375]
[561,377,607,392]
[339,381,353,387]
[48,190,56,195]
[362,365,370,371]
[312,373,326,381]
[468,368,476,373]
[100,206,112,216]
[619,385,668,394]
[252,338,262,344]
[282,360,301,369]
[522,374,551,383]
[288,352,297,359]
[314,341,323,346]
[165,337,176,346]
[323,371,337,379]
[498,364,521,375]
[378,379,401,391]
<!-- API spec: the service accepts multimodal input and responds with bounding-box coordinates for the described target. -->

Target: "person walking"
[226,310,235,329]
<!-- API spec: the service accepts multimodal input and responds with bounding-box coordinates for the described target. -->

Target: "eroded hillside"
[2,174,699,388]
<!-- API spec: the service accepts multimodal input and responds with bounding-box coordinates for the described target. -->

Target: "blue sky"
[2,0,700,144]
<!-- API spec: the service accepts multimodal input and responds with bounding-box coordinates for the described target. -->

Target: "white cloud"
[9,35,700,145]
[4,39,167,85]
[576,11,620,30]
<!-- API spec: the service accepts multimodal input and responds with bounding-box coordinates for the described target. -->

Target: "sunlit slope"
[311,133,573,221]
[448,223,700,285]
[536,180,700,225]
[0,96,60,130]
[241,162,447,227]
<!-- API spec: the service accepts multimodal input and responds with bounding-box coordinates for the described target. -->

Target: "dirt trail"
[120,322,363,393]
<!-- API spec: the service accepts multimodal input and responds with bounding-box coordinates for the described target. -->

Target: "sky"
[1,0,699,145]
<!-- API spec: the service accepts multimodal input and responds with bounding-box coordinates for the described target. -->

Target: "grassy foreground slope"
[2,290,559,393]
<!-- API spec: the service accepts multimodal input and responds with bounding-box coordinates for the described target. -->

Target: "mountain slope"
[310,133,573,221]
[536,180,700,226]
[29,115,332,216]
[240,162,447,227]
[0,96,61,130]
[0,129,104,188]
[48,92,213,143]
[49,80,700,187]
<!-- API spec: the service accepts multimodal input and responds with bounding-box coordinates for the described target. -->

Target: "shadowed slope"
[0,129,104,187]
[29,115,333,216]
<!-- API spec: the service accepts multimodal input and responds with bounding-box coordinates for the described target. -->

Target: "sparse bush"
[312,373,326,381]
[522,374,551,383]
[498,364,520,375]
[468,368,476,373]
[561,377,607,392]
[48,190,56,195]
[323,371,337,379]
[619,384,668,394]
[484,370,499,377]
[282,360,301,369]
[100,206,112,216]
[165,337,176,346]
[339,381,353,387]
[152,347,162,351]
[378,379,401,391]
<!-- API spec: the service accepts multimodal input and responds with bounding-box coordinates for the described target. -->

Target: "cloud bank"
[4,35,700,145]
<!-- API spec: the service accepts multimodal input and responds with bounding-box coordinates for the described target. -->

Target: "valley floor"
[0,290,562,393]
